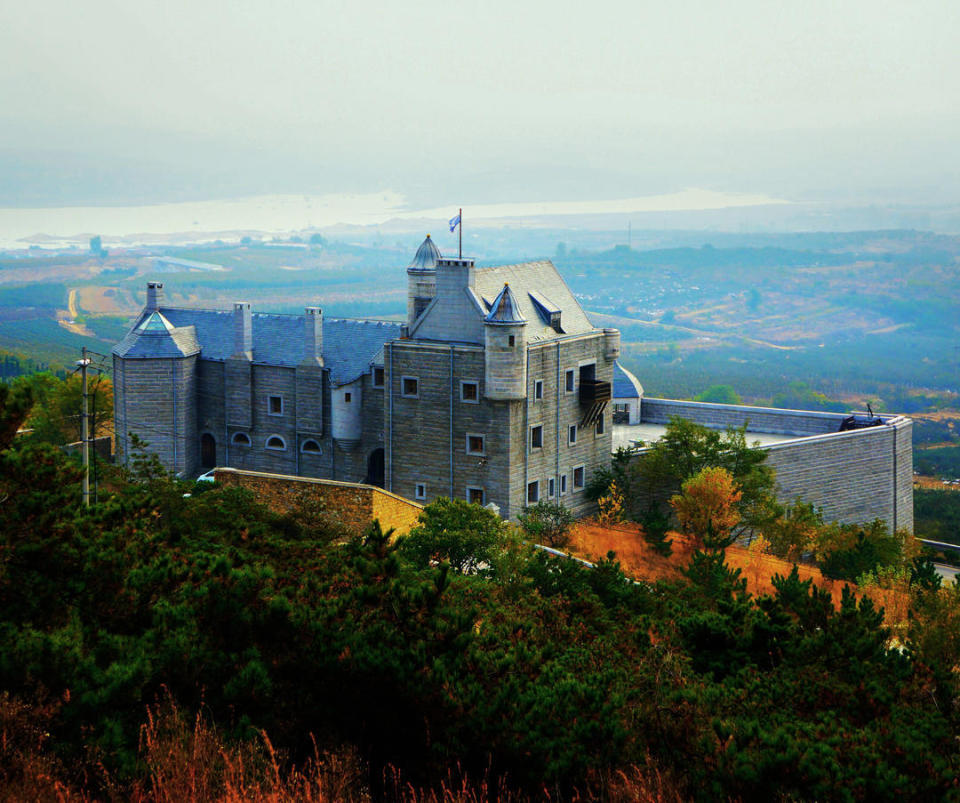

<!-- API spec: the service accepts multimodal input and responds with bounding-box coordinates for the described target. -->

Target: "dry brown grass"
[2,692,689,803]
[567,519,911,614]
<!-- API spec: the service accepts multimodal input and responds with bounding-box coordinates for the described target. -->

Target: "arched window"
[232,432,251,446]
[301,439,322,454]
[265,435,287,451]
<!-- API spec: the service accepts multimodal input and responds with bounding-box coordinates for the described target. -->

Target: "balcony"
[579,379,611,405]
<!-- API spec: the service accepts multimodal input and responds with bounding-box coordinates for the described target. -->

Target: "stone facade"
[112,242,615,520]
[112,241,913,532]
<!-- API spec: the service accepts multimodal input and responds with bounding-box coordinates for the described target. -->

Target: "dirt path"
[57,289,96,337]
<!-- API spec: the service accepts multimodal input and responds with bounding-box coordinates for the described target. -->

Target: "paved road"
[934,563,959,585]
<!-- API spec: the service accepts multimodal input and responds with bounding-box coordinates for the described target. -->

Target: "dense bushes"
[1,432,959,798]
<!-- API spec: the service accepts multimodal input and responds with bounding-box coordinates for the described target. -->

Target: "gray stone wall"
[295,364,324,435]
[764,420,913,531]
[197,359,226,466]
[113,354,197,477]
[514,333,613,518]
[623,414,914,533]
[225,358,253,428]
[893,417,914,533]
[640,398,849,437]
[385,341,513,512]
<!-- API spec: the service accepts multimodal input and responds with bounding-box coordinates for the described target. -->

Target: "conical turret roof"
[484,283,526,325]
[113,310,200,358]
[408,234,441,271]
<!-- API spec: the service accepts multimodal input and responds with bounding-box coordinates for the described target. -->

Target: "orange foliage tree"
[670,466,742,549]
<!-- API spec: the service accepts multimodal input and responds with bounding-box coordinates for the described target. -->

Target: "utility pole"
[77,346,91,507]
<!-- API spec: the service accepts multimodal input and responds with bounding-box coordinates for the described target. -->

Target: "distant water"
[0,188,788,251]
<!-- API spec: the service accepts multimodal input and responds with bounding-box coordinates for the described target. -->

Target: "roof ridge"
[161,306,401,325]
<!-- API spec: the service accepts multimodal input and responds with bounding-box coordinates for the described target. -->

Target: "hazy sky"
[2,0,959,208]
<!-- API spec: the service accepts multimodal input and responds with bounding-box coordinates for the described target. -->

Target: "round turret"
[603,328,621,361]
[483,283,527,400]
[407,234,440,327]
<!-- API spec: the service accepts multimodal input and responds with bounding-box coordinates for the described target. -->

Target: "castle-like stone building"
[113,235,914,530]
[113,236,618,518]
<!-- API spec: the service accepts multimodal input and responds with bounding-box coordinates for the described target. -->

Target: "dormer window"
[549,311,562,332]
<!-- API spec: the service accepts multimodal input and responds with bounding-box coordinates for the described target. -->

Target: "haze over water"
[0,189,790,250]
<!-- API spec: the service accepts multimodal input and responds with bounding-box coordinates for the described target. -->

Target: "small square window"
[344,392,352,403]
[467,486,485,505]
[595,414,605,435]
[415,483,426,501]
[564,369,575,393]
[372,367,385,388]
[568,424,577,445]
[466,433,485,455]
[534,380,543,400]
[527,481,540,504]
[401,376,419,398]
[268,395,283,415]
[560,474,567,495]
[530,424,543,449]
[573,466,585,489]
[548,477,555,498]
[461,380,479,403]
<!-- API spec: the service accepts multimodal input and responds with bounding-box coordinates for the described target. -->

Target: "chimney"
[233,302,252,358]
[303,306,324,365]
[145,281,165,311]
[435,256,475,301]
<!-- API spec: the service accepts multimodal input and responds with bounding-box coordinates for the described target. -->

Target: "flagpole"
[459,207,462,259]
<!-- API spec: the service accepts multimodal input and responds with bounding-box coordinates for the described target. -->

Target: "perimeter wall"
[634,398,913,533]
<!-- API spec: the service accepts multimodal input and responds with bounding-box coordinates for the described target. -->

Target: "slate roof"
[484,284,526,325]
[473,261,594,341]
[115,307,401,386]
[613,362,644,399]
[113,311,201,359]
[408,234,441,271]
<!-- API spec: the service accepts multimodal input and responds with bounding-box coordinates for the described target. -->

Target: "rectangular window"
[534,380,543,400]
[527,481,540,504]
[401,376,419,398]
[414,483,426,501]
[573,465,585,490]
[268,395,283,415]
[568,424,577,445]
[565,369,575,393]
[595,414,605,435]
[466,433,485,455]
[560,474,567,495]
[530,424,543,449]
[548,477,555,498]
[372,367,385,388]
[467,486,485,505]
[344,392,352,403]
[460,380,479,403]
[508,335,516,347]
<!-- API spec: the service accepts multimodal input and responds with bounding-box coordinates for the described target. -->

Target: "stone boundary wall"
[628,403,914,533]
[213,468,424,535]
[763,417,913,532]
[640,397,851,437]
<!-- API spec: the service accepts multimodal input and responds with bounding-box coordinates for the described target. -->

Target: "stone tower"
[406,234,441,328]
[483,283,527,400]
[112,289,200,475]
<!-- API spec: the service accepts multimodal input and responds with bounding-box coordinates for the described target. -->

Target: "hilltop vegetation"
[1,394,960,799]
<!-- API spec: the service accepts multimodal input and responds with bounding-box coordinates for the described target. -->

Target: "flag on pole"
[448,213,461,233]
